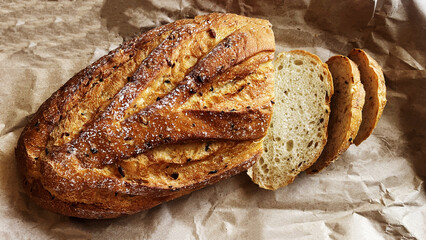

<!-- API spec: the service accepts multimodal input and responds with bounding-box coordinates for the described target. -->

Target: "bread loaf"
[16,13,275,219]
[307,55,365,173]
[247,50,333,190]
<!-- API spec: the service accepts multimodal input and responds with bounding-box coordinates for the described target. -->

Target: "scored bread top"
[248,50,333,190]
[307,55,365,174]
[16,13,275,218]
[348,49,386,146]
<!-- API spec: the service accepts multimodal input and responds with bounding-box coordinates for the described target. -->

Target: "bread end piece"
[348,49,387,146]
[307,55,365,174]
[248,50,333,190]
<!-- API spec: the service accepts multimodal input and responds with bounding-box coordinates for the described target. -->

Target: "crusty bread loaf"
[15,13,275,219]
[307,55,365,173]
[247,50,333,190]
[348,49,386,145]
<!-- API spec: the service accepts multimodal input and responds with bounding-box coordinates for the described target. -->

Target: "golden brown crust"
[348,49,387,146]
[307,55,365,174]
[16,13,275,218]
[22,150,262,219]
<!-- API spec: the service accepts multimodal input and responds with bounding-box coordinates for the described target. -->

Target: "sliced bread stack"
[249,49,386,190]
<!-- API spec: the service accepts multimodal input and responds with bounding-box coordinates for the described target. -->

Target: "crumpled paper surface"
[0,0,425,239]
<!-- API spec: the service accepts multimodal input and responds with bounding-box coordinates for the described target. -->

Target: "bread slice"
[247,50,333,190]
[348,49,386,145]
[15,13,275,219]
[307,56,365,174]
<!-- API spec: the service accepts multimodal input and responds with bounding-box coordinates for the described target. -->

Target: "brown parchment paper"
[1,0,425,239]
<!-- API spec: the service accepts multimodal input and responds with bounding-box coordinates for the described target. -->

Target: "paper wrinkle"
[0,0,425,239]
[325,213,386,240]
[90,47,109,63]
[389,46,425,70]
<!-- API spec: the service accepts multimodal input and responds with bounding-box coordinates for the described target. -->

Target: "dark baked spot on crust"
[196,75,205,83]
[208,28,216,38]
[118,166,125,177]
[237,85,245,93]
[224,39,232,48]
[170,172,179,179]
[166,58,173,67]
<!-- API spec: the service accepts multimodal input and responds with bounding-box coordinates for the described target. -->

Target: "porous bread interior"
[348,49,386,146]
[248,51,331,190]
[307,56,363,173]
[326,59,354,154]
[351,53,378,145]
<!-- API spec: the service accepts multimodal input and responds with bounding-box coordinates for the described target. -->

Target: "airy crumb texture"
[307,55,365,174]
[348,49,387,146]
[248,50,333,190]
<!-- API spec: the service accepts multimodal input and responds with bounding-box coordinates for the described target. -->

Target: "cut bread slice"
[247,50,333,190]
[307,55,365,174]
[348,49,386,145]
